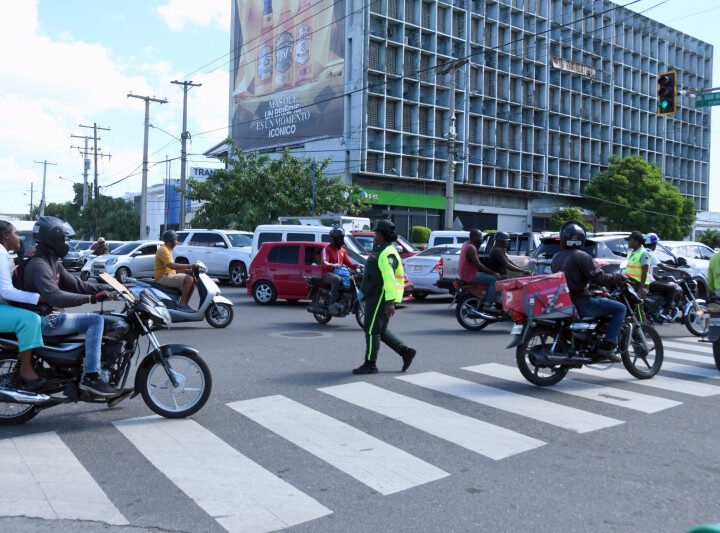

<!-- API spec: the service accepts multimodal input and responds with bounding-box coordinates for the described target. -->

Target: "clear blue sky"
[0,0,717,215]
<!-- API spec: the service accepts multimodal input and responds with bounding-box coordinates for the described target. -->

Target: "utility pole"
[171,80,202,230]
[128,93,167,239]
[79,122,111,199]
[29,183,34,217]
[438,59,468,230]
[70,134,92,206]
[34,160,58,217]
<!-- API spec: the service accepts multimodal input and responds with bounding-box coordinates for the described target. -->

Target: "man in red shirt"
[458,229,501,311]
[322,227,357,314]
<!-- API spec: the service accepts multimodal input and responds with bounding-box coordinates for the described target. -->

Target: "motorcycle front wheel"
[685,303,709,337]
[621,323,663,379]
[456,296,490,331]
[138,352,212,418]
[515,326,568,386]
[205,303,234,328]
[0,355,38,425]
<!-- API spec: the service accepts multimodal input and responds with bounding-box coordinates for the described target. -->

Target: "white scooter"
[128,262,235,328]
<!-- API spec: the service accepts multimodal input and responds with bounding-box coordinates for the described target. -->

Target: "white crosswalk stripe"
[319,382,545,460]
[114,415,332,533]
[660,361,720,379]
[0,431,128,525]
[571,366,720,397]
[227,395,449,495]
[398,372,622,433]
[665,350,714,364]
[664,340,714,354]
[463,363,681,413]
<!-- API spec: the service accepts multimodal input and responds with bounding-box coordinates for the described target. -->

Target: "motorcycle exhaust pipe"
[467,308,496,320]
[306,305,328,314]
[0,387,55,405]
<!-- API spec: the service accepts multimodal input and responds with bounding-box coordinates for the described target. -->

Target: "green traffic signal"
[657,70,677,115]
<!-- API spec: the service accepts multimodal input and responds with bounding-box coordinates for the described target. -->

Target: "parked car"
[427,230,469,247]
[351,231,418,259]
[248,241,413,305]
[88,240,163,283]
[61,240,94,271]
[659,241,715,278]
[403,244,461,299]
[251,224,367,260]
[479,231,541,256]
[173,229,253,286]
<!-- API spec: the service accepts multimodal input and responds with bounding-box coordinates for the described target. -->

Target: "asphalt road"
[2,288,720,532]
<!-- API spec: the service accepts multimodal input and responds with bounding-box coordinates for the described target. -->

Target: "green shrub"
[411,225,431,244]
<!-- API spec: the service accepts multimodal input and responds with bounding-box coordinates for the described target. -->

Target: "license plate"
[413,265,424,273]
[511,324,523,335]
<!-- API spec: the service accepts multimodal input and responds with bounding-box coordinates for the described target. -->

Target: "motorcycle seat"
[308,276,331,289]
[143,280,183,297]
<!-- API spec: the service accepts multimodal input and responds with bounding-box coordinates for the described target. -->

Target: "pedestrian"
[353,219,416,375]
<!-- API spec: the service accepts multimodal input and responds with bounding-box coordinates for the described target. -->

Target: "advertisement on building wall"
[231,0,345,151]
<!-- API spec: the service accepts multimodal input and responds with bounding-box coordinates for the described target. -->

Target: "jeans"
[471,273,497,304]
[576,297,626,344]
[322,272,342,304]
[649,280,676,312]
[41,313,104,374]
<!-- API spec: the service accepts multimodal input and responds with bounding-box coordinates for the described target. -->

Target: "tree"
[186,147,368,231]
[549,207,591,231]
[74,196,139,240]
[699,229,720,249]
[585,155,695,240]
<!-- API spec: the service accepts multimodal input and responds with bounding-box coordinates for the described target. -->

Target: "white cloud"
[157,0,230,32]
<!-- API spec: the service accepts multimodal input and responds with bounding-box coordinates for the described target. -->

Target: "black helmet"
[495,231,510,242]
[627,231,645,245]
[559,221,586,249]
[33,216,75,258]
[162,230,178,243]
[329,227,345,247]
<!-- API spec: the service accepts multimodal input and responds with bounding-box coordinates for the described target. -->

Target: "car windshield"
[111,241,141,255]
[396,235,417,252]
[419,246,457,256]
[353,235,374,253]
[533,241,596,258]
[227,233,252,247]
[75,242,92,251]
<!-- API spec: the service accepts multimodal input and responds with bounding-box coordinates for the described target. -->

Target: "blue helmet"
[645,232,659,245]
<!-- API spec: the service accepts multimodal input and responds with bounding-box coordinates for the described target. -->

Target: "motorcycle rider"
[353,219,416,374]
[21,216,116,397]
[321,227,357,315]
[458,229,502,311]
[486,232,533,280]
[155,230,199,311]
[551,221,626,362]
[644,232,689,320]
[94,237,110,257]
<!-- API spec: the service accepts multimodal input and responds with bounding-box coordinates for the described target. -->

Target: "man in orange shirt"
[155,230,198,311]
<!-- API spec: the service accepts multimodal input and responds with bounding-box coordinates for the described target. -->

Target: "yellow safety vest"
[626,246,650,285]
[378,245,405,304]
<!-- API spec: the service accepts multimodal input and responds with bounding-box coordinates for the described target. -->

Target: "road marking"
[0,432,127,525]
[319,382,544,460]
[463,363,680,413]
[665,350,714,364]
[399,372,622,433]
[571,367,720,397]
[228,395,448,495]
[661,361,720,379]
[114,416,331,532]
[664,340,713,354]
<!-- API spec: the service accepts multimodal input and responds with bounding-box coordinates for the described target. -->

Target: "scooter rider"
[551,221,626,362]
[21,216,117,397]
[487,232,533,279]
[155,230,199,312]
[645,232,688,320]
[322,227,357,315]
[458,229,501,311]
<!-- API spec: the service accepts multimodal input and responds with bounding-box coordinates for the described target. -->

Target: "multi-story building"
[225,0,712,236]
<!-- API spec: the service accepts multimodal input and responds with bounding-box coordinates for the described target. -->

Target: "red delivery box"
[496,272,574,319]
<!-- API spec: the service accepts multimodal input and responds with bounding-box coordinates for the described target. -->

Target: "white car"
[87,240,163,283]
[403,244,462,299]
[173,229,253,286]
[660,241,715,278]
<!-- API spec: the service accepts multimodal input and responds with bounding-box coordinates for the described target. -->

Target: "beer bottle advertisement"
[274,0,294,92]
[294,0,313,86]
[256,0,274,95]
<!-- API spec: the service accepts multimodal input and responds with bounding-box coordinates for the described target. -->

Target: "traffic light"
[657,70,677,115]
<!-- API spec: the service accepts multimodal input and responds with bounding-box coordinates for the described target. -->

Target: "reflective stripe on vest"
[378,245,405,303]
[626,247,649,285]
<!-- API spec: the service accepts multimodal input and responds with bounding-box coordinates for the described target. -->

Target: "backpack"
[12,252,43,291]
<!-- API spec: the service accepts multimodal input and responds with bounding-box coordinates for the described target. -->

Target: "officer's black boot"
[400,347,416,372]
[352,363,378,375]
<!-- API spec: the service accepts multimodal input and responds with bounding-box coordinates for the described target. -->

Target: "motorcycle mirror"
[619,260,628,269]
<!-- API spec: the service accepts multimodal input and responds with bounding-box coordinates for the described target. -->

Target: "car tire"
[229,262,247,287]
[252,280,277,305]
[412,290,428,300]
[115,267,131,284]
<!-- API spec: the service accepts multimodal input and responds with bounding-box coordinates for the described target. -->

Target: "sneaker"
[658,311,671,322]
[80,373,117,398]
[352,363,378,375]
[400,347,416,372]
[481,303,500,312]
[594,341,621,363]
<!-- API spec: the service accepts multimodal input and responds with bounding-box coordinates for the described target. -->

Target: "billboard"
[231,0,345,151]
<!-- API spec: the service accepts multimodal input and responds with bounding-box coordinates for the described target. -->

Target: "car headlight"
[106,258,118,266]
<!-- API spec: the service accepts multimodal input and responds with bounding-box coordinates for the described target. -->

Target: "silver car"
[403,245,462,299]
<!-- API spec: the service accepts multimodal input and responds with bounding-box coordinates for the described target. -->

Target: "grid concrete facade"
[356,0,713,212]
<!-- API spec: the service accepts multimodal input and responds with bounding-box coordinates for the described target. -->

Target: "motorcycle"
[0,273,212,425]
[129,262,234,328]
[453,280,506,331]
[708,296,720,370]
[510,283,664,386]
[641,275,709,337]
[305,266,365,327]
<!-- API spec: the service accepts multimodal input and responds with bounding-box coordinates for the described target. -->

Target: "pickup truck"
[173,229,253,286]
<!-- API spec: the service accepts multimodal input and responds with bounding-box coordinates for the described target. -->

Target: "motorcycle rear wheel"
[456,297,490,331]
[515,327,568,386]
[355,300,365,328]
[0,355,38,425]
[138,352,212,418]
[313,313,332,324]
[621,323,663,379]
[684,303,709,337]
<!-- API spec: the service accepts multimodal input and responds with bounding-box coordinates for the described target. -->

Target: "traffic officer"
[353,219,416,375]
[626,231,651,296]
